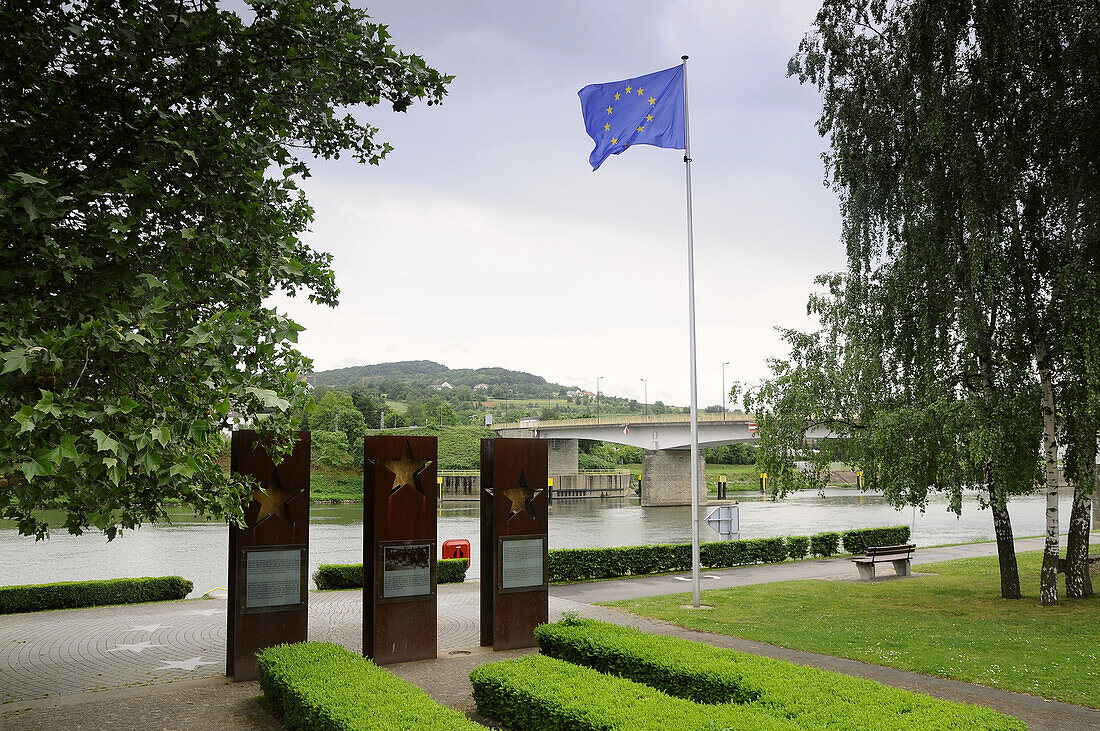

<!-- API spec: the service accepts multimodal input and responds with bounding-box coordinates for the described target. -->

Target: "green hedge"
[313,559,468,590]
[258,642,479,730]
[437,558,469,584]
[786,535,809,559]
[810,531,841,557]
[470,654,797,731]
[0,576,192,614]
[532,620,1024,731]
[841,526,911,555]
[548,529,894,583]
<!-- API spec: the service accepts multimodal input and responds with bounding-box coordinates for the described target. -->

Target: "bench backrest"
[866,543,915,557]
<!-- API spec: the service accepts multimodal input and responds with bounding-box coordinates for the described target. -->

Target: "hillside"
[307,360,688,427]
[311,360,562,399]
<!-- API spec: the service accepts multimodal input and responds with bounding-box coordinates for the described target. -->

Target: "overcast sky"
[269,1,846,407]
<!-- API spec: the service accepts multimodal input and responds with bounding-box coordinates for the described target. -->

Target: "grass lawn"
[602,548,1100,708]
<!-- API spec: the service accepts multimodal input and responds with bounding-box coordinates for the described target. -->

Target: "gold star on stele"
[499,470,537,519]
[252,469,299,525]
[383,441,431,496]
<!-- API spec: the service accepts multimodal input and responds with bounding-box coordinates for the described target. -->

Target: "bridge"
[492,414,767,507]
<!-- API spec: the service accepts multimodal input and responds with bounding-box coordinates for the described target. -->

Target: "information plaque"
[499,535,547,592]
[379,540,435,602]
[241,546,308,612]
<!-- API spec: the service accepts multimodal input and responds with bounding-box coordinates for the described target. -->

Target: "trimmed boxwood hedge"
[786,535,809,559]
[810,531,841,557]
[258,642,479,730]
[531,619,1025,731]
[548,528,896,583]
[0,576,192,614]
[313,559,469,590]
[470,654,797,731]
[840,526,911,555]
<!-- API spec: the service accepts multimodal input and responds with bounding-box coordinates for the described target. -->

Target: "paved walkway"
[2,536,1097,729]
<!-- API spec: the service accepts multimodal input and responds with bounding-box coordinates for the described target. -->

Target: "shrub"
[785,535,809,559]
[810,531,841,557]
[841,526,912,555]
[0,576,192,614]
[258,642,479,730]
[313,559,468,590]
[532,620,1025,731]
[313,563,363,590]
[548,527,902,583]
[437,558,469,584]
[470,654,795,731]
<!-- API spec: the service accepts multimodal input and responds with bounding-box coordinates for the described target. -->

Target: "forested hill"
[310,360,564,399]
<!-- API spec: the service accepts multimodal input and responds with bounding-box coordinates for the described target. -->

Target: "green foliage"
[0,576,192,613]
[0,0,449,539]
[311,430,351,469]
[606,550,1100,708]
[437,558,470,584]
[810,532,840,557]
[470,654,796,731]
[705,444,758,465]
[530,620,1024,730]
[772,0,1100,600]
[312,559,468,590]
[840,526,911,556]
[257,642,479,730]
[547,530,889,582]
[785,536,809,560]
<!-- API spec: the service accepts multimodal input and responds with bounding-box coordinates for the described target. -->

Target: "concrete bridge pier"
[548,438,579,477]
[641,449,706,506]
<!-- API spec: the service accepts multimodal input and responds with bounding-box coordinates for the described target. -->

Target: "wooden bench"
[851,543,915,581]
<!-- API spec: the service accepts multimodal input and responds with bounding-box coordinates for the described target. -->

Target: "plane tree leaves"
[0,0,450,539]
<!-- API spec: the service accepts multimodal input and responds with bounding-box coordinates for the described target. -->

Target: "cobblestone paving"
[0,585,486,705]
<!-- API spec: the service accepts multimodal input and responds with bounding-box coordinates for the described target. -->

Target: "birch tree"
[768,0,1098,602]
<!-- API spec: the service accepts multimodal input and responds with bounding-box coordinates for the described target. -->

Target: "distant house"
[474,383,490,390]
[429,382,455,390]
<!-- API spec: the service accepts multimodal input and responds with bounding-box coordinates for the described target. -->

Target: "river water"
[0,488,1075,596]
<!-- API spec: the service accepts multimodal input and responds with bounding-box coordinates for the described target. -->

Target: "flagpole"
[681,54,702,608]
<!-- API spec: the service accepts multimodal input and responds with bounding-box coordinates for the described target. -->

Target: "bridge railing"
[492,412,755,430]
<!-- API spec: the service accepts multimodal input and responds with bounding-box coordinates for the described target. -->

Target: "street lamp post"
[596,376,602,424]
[640,378,648,417]
[721,361,730,422]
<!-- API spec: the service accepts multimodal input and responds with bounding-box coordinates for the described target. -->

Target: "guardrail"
[492,413,756,430]
[437,469,631,476]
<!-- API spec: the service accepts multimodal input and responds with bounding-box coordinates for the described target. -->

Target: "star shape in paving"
[127,623,171,633]
[156,657,216,672]
[381,440,432,496]
[499,470,537,519]
[252,466,300,525]
[183,608,222,617]
[108,641,163,654]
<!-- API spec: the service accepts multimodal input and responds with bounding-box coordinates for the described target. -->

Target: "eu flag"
[578,64,685,171]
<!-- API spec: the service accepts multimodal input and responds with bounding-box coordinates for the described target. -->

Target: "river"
[0,488,1076,596]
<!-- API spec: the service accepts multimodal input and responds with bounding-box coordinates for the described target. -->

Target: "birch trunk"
[977,348,1020,598]
[1065,457,1095,598]
[988,479,1021,599]
[1065,489,1093,598]
[1037,344,1060,606]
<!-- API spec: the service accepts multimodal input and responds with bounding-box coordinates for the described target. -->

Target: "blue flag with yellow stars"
[578,64,685,171]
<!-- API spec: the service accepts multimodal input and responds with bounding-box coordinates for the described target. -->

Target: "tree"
[767,0,1098,601]
[311,391,366,461]
[0,0,449,539]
